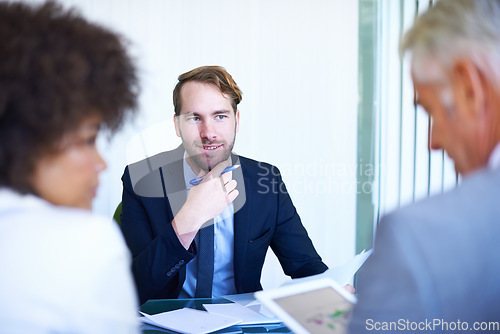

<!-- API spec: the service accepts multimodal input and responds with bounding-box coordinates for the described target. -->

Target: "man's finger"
[343,284,355,294]
[200,162,229,182]
[227,189,239,204]
[221,171,232,184]
[224,179,237,193]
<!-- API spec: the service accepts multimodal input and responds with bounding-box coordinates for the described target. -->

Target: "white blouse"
[0,188,139,333]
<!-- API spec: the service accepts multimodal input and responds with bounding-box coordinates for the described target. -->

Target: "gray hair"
[401,0,500,88]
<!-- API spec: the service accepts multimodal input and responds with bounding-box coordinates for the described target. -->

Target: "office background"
[12,0,456,289]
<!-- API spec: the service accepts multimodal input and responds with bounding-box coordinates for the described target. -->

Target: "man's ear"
[173,114,181,137]
[235,109,240,133]
[451,59,486,119]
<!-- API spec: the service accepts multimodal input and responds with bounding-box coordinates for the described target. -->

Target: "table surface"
[139,297,292,334]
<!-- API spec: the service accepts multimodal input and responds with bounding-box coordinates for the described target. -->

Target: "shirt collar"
[182,152,197,190]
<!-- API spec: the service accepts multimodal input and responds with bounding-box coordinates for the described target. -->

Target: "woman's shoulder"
[0,189,125,256]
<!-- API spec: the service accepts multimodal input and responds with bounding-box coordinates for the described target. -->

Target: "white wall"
[19,0,359,289]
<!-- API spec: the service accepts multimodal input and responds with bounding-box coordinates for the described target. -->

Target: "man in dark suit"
[349,0,500,332]
[120,66,327,304]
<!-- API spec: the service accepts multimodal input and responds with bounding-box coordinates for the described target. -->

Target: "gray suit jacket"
[349,167,500,333]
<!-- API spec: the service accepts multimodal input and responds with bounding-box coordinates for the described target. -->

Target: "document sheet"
[140,308,241,334]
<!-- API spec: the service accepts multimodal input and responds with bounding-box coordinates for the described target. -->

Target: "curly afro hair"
[0,1,139,194]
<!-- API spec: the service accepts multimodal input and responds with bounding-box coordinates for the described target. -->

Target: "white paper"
[139,308,241,334]
[328,248,373,284]
[222,293,281,319]
[247,303,278,319]
[203,303,280,325]
[283,249,373,286]
[221,292,257,306]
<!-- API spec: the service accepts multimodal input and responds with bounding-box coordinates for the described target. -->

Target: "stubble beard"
[184,134,236,172]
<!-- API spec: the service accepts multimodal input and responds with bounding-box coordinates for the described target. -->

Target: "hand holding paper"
[283,249,373,287]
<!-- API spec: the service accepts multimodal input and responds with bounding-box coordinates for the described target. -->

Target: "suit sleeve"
[120,166,195,304]
[348,212,433,333]
[269,166,328,278]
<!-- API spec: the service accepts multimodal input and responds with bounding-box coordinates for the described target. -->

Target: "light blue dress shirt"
[179,154,237,298]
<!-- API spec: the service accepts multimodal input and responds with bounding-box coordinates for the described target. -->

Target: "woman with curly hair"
[0,1,140,333]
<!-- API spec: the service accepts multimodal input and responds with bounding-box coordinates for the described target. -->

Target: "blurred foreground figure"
[350,0,500,333]
[0,1,140,333]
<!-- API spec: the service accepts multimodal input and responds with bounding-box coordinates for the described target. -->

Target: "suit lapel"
[160,148,188,218]
[232,154,250,291]
[158,146,188,295]
[231,154,246,214]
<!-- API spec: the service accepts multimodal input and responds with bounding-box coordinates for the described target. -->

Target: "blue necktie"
[195,220,214,298]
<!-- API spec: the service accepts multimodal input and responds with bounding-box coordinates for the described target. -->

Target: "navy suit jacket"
[120,146,327,304]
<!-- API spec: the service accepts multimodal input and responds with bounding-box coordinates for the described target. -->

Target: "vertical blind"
[356,0,459,253]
